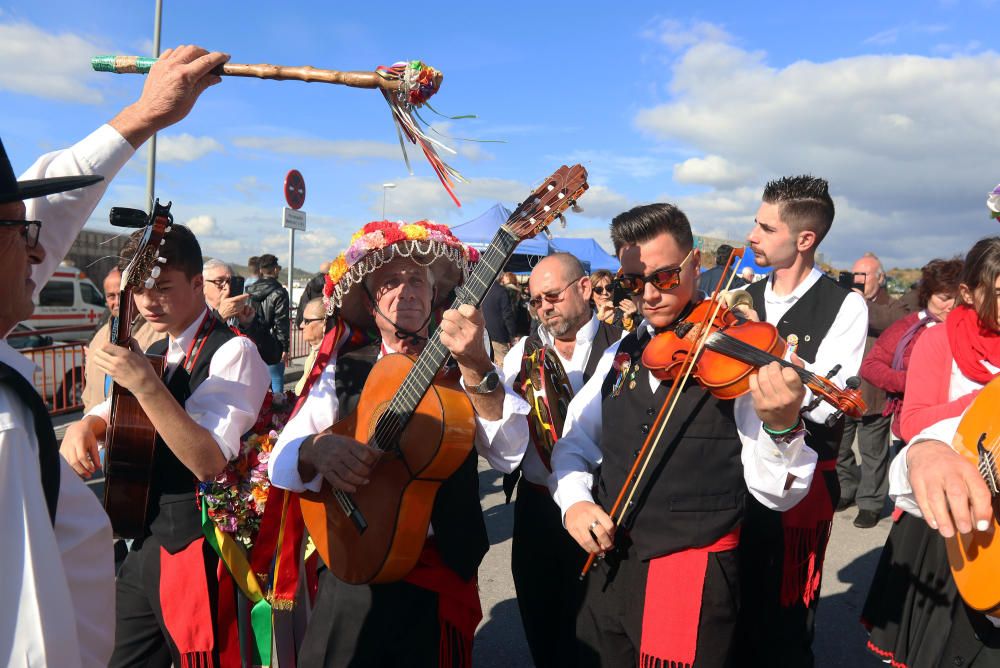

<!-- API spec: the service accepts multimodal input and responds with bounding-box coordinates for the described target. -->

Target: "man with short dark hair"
[245,255,261,288]
[62,224,269,667]
[0,43,228,667]
[738,175,868,667]
[552,202,817,667]
[295,261,330,328]
[247,253,291,398]
[697,243,746,295]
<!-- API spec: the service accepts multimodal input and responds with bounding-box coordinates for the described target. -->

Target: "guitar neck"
[373,227,521,449]
[110,291,136,347]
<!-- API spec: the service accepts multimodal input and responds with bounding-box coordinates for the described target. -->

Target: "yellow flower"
[328,256,348,283]
[400,223,429,240]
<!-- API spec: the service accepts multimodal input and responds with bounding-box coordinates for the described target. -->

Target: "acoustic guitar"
[300,165,589,584]
[946,375,1000,616]
[102,201,172,538]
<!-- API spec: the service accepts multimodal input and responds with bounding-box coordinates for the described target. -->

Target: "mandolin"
[945,375,1000,616]
[300,165,589,584]
[103,201,172,539]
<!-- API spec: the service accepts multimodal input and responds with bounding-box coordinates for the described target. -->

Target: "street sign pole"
[288,228,295,298]
[282,169,307,310]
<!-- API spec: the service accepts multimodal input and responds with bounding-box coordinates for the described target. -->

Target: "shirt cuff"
[552,471,595,525]
[477,383,530,444]
[887,442,922,517]
[85,398,111,425]
[746,427,817,508]
[268,435,323,493]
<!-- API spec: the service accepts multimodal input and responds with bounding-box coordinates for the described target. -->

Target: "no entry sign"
[284,169,306,210]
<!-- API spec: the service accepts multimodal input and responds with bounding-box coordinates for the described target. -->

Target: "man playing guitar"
[268,219,529,667]
[62,223,270,667]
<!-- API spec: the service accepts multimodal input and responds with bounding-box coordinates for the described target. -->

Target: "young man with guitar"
[737,176,868,667]
[268,218,532,667]
[61,222,270,667]
[493,252,623,668]
[1,44,228,667]
[550,203,819,668]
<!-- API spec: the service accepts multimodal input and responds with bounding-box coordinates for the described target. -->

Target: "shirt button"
[645,407,655,416]
[641,423,650,434]
[632,449,640,459]
[953,657,965,667]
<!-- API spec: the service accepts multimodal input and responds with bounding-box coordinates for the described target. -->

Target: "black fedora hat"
[0,137,103,205]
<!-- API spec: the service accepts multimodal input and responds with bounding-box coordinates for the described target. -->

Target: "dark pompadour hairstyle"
[119,223,203,280]
[761,175,835,244]
[917,257,963,309]
[609,203,693,255]
[961,237,1000,329]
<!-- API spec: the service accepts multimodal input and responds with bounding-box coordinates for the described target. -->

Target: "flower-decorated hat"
[323,219,479,329]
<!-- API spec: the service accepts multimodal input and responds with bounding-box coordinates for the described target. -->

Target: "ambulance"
[24,263,106,341]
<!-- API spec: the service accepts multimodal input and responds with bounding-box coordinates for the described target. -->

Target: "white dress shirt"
[2,124,135,667]
[550,320,819,523]
[269,341,531,493]
[743,267,869,425]
[87,308,270,462]
[499,314,625,485]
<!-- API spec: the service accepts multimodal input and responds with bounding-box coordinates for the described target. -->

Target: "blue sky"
[4,1,1000,271]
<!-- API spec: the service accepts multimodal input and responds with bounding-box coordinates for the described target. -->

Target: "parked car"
[11,322,86,412]
[24,263,105,341]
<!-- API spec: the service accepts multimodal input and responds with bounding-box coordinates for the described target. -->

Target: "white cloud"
[673,155,754,189]
[642,18,733,52]
[156,134,224,162]
[0,22,106,103]
[634,23,1000,266]
[234,175,271,197]
[185,215,216,236]
[552,150,669,181]
[234,136,401,160]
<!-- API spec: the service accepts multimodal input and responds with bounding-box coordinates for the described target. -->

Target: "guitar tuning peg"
[150,266,161,278]
[571,200,584,214]
[157,256,167,263]
[165,225,172,233]
[542,226,553,240]
[144,277,155,289]
[160,239,166,246]
[557,213,567,229]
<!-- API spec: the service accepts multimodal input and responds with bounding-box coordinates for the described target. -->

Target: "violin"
[642,297,867,420]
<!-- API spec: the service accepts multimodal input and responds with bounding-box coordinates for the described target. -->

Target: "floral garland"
[323,219,479,316]
[988,184,1000,221]
[197,390,296,549]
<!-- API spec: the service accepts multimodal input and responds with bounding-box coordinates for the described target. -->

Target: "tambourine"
[519,342,574,468]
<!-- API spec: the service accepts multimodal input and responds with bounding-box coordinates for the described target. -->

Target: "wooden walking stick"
[93,55,467,206]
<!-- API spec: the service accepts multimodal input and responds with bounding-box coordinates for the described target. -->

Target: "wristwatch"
[467,369,501,395]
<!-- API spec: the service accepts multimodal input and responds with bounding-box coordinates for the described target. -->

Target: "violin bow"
[92,55,469,206]
[579,248,741,579]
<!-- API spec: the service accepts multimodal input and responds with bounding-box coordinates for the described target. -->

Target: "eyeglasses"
[592,285,610,296]
[528,275,583,309]
[205,277,233,289]
[301,316,325,325]
[616,249,693,296]
[0,220,42,249]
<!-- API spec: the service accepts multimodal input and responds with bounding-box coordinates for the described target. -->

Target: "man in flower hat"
[269,219,529,667]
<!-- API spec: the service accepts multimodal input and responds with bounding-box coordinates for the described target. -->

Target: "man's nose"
[29,239,46,266]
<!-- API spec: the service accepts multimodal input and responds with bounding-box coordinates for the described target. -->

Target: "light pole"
[144,0,163,212]
[381,182,397,220]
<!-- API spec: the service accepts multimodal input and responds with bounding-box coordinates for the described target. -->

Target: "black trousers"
[836,413,892,512]
[511,479,587,668]
[575,543,740,668]
[937,604,1000,668]
[109,534,220,668]
[299,568,444,668]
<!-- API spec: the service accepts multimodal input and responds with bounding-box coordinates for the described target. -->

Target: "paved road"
[472,460,893,667]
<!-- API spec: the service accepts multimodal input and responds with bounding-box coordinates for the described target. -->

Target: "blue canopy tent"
[452,203,619,273]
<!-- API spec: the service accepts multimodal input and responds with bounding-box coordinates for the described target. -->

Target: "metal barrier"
[289,326,310,359]
[20,341,88,415]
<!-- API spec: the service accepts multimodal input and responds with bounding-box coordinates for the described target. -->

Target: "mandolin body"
[299,353,476,584]
[946,376,1000,616]
[103,354,166,539]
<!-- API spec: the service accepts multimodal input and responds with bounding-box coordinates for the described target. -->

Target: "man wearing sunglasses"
[550,203,818,668]
[738,175,868,667]
[490,253,624,668]
[0,44,228,667]
[202,258,282,365]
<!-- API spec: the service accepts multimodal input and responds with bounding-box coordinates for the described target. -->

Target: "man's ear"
[796,230,817,253]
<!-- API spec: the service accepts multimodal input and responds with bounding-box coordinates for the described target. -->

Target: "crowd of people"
[3,42,999,668]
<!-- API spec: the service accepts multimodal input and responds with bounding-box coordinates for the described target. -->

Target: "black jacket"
[213,308,283,365]
[295,272,327,328]
[246,277,290,353]
[482,282,516,345]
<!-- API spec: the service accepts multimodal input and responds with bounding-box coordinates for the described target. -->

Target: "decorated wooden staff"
[92,55,468,206]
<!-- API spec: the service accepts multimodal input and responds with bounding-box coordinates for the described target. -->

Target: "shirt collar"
[537,313,600,347]
[0,339,39,381]
[168,308,210,358]
[763,266,823,305]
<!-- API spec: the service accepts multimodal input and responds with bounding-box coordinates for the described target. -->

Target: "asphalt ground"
[53,359,894,667]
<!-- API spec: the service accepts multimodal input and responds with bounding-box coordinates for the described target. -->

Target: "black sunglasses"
[592,285,610,296]
[0,220,42,249]
[301,316,325,325]
[616,249,693,296]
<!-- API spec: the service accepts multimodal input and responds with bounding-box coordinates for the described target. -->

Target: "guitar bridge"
[977,433,999,495]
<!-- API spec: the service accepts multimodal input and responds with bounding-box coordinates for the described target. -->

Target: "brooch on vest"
[611,352,640,397]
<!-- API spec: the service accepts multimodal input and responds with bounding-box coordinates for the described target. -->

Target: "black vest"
[594,332,746,561]
[335,344,489,582]
[145,316,236,551]
[745,275,850,461]
[0,362,60,525]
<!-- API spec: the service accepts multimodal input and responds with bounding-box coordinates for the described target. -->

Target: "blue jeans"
[268,362,285,395]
